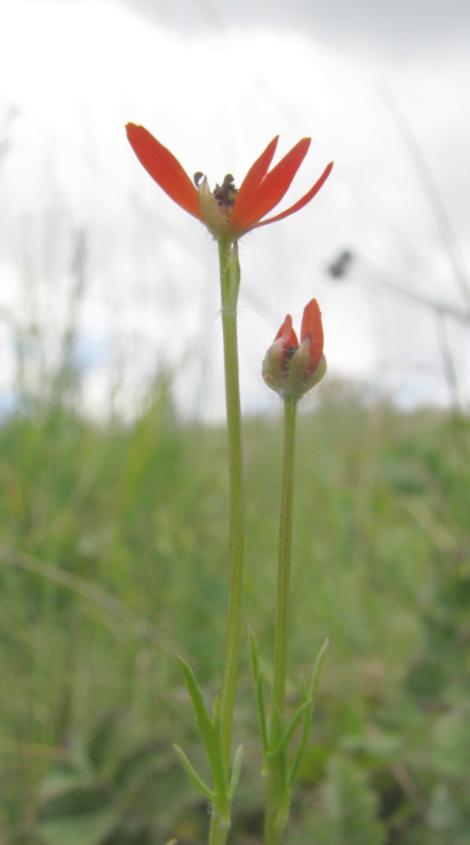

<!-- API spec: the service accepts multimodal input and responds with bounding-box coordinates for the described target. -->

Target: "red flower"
[263,299,326,399]
[126,124,333,241]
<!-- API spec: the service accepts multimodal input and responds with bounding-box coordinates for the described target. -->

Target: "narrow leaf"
[173,745,214,801]
[177,658,214,748]
[228,745,244,799]
[249,629,261,681]
[256,675,270,754]
[268,700,310,759]
[212,695,221,725]
[177,658,226,794]
[290,638,329,787]
[249,631,269,753]
[308,638,330,701]
[271,706,290,788]
[271,705,286,743]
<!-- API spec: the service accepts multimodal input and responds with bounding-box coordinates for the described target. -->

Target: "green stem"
[208,238,245,845]
[208,807,231,845]
[218,238,244,766]
[264,396,298,845]
[272,397,297,719]
[264,796,290,845]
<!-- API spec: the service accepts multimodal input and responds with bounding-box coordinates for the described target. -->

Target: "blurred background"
[0,1,469,843]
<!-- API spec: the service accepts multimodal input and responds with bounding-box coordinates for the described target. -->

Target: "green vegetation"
[0,364,469,843]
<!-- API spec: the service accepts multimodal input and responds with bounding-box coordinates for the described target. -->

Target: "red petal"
[254,162,334,229]
[126,123,202,220]
[301,299,324,372]
[231,136,278,224]
[275,314,298,348]
[231,138,311,230]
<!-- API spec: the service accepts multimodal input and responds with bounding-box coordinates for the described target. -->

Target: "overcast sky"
[0,0,469,418]
[119,0,470,54]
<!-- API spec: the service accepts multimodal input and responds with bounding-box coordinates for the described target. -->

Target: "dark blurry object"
[326,247,470,326]
[327,249,354,280]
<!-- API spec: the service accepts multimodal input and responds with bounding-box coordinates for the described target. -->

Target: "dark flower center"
[213,174,237,209]
[194,172,238,210]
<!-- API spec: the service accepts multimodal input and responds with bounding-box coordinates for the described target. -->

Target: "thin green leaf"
[249,628,261,681]
[173,745,214,801]
[177,658,226,795]
[228,745,244,799]
[269,706,290,787]
[268,700,310,759]
[308,638,330,701]
[250,631,269,753]
[177,657,214,744]
[271,705,286,744]
[289,638,329,787]
[256,676,269,754]
[212,695,221,726]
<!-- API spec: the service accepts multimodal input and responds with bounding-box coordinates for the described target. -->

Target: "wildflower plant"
[257,300,329,845]
[126,124,333,845]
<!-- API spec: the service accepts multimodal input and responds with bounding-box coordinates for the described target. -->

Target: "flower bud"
[262,299,326,400]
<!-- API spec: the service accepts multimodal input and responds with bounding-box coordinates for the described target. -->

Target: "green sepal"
[289,638,329,788]
[173,744,214,801]
[227,242,241,304]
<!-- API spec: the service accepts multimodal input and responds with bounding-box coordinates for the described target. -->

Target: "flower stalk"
[199,238,245,845]
[217,238,244,768]
[264,396,297,845]
[272,396,297,718]
[256,301,328,845]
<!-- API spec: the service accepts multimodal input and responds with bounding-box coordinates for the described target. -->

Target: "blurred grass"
[0,351,469,842]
